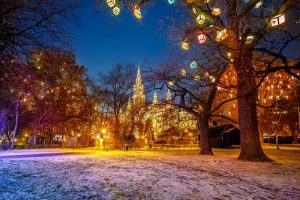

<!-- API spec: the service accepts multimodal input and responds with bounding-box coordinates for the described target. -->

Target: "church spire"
[152,91,158,105]
[166,89,172,102]
[132,66,145,105]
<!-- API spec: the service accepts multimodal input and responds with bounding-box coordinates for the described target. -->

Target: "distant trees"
[0,0,77,80]
[96,64,136,147]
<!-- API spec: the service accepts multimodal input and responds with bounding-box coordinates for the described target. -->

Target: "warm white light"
[107,0,116,8]
[196,14,205,25]
[181,41,189,50]
[113,6,120,15]
[133,5,142,19]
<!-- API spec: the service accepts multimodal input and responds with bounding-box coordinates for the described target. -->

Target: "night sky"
[68,1,177,79]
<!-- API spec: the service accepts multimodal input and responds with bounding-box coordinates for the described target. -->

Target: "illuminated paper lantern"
[196,14,205,25]
[194,75,201,81]
[107,0,116,8]
[186,0,195,3]
[197,33,206,44]
[215,29,228,42]
[192,7,197,14]
[169,81,174,86]
[181,69,187,76]
[190,61,197,69]
[133,5,142,19]
[113,6,120,16]
[168,0,175,4]
[211,7,221,16]
[271,14,286,27]
[255,1,263,8]
[181,41,189,50]
[245,35,254,44]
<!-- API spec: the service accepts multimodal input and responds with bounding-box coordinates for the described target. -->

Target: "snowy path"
[0,149,299,199]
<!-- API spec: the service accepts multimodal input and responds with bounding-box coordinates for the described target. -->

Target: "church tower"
[132,67,145,106]
[152,91,158,105]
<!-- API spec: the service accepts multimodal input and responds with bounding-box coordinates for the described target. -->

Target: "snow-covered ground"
[0,146,300,199]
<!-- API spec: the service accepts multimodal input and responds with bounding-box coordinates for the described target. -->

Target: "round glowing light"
[197,33,206,44]
[196,14,205,25]
[168,0,175,4]
[133,5,142,19]
[107,0,116,8]
[212,7,221,16]
[113,6,120,16]
[190,61,197,69]
[169,81,174,86]
[181,41,189,50]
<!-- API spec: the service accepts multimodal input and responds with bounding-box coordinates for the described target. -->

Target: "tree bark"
[235,50,270,161]
[198,115,213,155]
[10,100,19,149]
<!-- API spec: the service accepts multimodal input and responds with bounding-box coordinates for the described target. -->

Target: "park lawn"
[0,146,299,199]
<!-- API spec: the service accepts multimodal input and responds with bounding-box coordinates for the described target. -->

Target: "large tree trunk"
[10,101,19,149]
[198,115,213,155]
[235,49,270,161]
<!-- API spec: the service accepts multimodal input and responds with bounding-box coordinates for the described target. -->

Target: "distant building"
[121,67,197,142]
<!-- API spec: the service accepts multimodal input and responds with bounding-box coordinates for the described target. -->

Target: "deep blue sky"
[68,1,177,79]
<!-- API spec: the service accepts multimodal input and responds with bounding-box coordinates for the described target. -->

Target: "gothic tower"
[132,67,145,106]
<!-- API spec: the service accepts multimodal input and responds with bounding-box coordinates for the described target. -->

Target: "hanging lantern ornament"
[168,0,175,4]
[107,0,116,8]
[192,7,198,14]
[271,14,286,27]
[245,35,255,44]
[194,75,201,81]
[181,69,187,76]
[215,29,228,42]
[190,61,197,69]
[197,33,207,44]
[186,0,196,3]
[211,6,221,16]
[113,6,120,16]
[196,14,206,25]
[133,5,142,19]
[181,41,190,50]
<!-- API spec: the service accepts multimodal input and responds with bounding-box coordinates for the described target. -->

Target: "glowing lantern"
[245,35,254,44]
[190,61,197,69]
[113,6,120,16]
[169,81,174,86]
[186,0,195,3]
[215,29,228,42]
[196,14,205,25]
[168,0,175,4]
[107,0,116,8]
[133,5,142,19]
[197,33,206,44]
[271,14,286,27]
[192,7,197,14]
[194,75,201,81]
[211,7,221,16]
[181,41,189,50]
[181,69,187,76]
[255,1,263,8]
